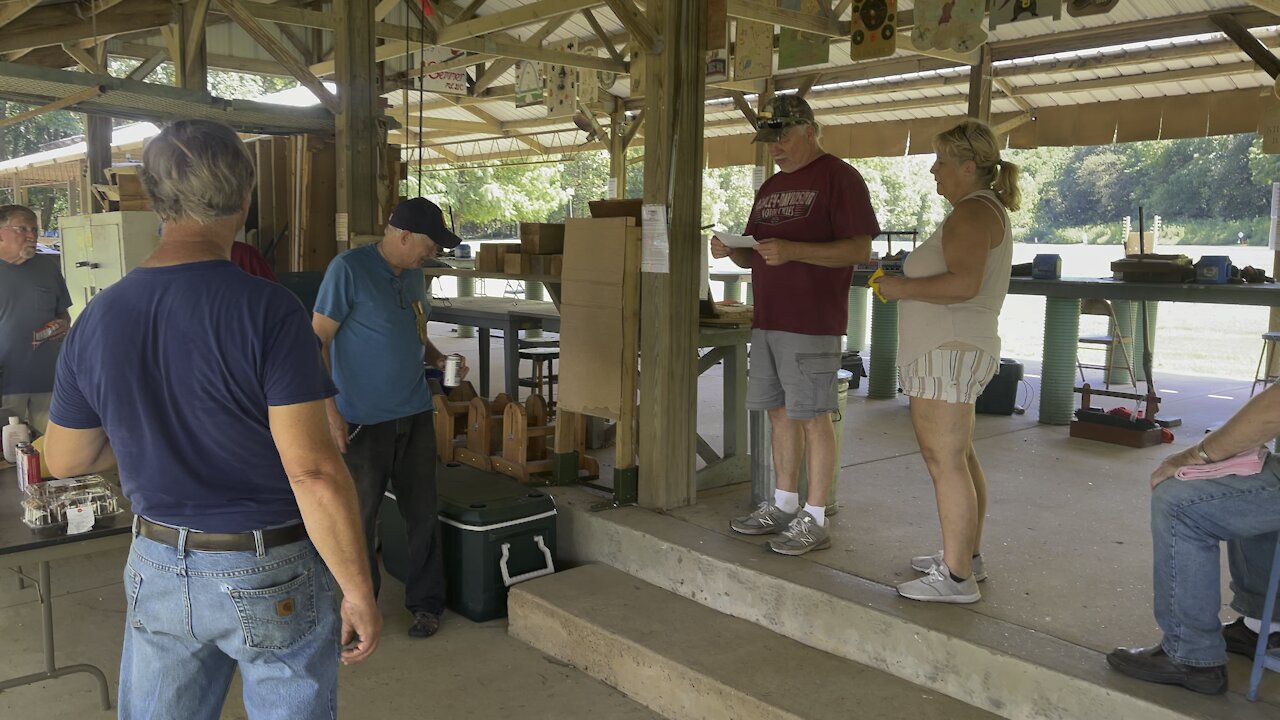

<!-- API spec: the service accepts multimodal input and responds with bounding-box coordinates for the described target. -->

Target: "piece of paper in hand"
[713,233,757,249]
[66,504,94,535]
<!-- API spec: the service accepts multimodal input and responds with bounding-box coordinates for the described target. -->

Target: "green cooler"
[379,462,558,622]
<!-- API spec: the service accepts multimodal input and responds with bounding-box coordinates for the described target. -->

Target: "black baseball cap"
[388,197,462,248]
[752,95,817,143]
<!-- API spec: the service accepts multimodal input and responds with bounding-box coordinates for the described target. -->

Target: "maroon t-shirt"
[744,154,880,336]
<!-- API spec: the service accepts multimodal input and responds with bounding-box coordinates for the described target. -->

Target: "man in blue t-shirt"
[313,197,466,639]
[44,120,380,719]
[0,204,72,432]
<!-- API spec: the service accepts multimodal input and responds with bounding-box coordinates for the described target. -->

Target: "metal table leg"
[505,318,521,399]
[0,561,112,710]
[478,329,491,398]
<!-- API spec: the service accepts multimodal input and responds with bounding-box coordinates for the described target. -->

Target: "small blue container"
[1032,254,1062,280]
[1195,255,1231,284]
[455,243,473,259]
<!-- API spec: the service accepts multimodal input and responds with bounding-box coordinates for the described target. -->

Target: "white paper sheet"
[66,504,94,535]
[713,233,757,249]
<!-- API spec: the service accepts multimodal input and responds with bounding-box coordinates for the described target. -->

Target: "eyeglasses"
[389,276,407,310]
[1,225,38,235]
[958,125,978,162]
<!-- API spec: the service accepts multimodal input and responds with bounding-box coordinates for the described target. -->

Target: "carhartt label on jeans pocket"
[277,598,295,617]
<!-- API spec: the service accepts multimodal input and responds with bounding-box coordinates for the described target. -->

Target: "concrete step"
[547,486,1277,720]
[510,563,999,720]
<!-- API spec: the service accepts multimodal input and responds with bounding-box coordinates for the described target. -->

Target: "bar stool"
[1251,331,1280,397]
[518,346,560,406]
[1248,535,1280,701]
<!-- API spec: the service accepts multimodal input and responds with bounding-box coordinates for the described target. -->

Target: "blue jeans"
[119,526,341,719]
[1152,456,1280,667]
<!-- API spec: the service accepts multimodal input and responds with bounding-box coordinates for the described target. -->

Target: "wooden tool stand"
[1070,384,1164,448]
[432,380,596,484]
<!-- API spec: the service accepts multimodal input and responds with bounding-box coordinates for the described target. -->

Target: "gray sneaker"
[767,510,831,556]
[730,502,797,535]
[910,551,987,582]
[897,561,981,604]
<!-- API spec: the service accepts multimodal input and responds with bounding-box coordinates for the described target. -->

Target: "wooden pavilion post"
[637,0,705,510]
[334,0,381,247]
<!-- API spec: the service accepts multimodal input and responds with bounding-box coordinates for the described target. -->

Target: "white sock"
[774,489,800,514]
[803,503,826,526]
[1243,617,1280,635]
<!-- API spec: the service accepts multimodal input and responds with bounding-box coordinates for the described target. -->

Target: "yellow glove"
[867,267,888,303]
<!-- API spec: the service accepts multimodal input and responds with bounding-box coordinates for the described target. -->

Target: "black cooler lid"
[436,463,557,527]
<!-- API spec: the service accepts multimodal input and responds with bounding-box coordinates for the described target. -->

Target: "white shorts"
[898,348,999,405]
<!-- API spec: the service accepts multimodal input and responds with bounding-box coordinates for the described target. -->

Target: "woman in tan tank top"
[875,120,1021,604]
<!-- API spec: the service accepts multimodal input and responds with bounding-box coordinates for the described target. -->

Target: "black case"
[976,358,1023,415]
[379,462,558,622]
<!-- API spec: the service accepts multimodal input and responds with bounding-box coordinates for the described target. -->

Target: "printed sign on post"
[641,204,669,274]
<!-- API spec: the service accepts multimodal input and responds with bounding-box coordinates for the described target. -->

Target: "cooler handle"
[500,534,555,587]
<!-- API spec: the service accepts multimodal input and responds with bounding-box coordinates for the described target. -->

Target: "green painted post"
[1131,302,1158,382]
[1040,297,1082,425]
[867,299,899,399]
[723,278,742,303]
[1108,299,1137,386]
[456,276,474,339]
[524,282,543,339]
[846,286,868,352]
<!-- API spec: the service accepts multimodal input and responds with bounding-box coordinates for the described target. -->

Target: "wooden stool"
[518,346,559,405]
[1252,331,1280,397]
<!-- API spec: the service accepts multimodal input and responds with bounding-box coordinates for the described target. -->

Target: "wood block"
[519,223,565,255]
[504,252,532,275]
[477,242,520,272]
[529,254,560,276]
[550,254,563,276]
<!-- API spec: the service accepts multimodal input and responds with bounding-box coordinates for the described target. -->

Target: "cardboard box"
[558,217,640,420]
[587,199,643,224]
[504,252,532,275]
[477,242,520,272]
[519,223,565,255]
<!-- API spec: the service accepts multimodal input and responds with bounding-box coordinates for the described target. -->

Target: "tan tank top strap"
[965,191,1007,235]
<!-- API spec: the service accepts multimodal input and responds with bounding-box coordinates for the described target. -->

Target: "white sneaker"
[897,561,981,604]
[910,551,987,582]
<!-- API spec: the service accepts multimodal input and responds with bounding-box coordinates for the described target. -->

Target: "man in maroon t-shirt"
[712,95,880,556]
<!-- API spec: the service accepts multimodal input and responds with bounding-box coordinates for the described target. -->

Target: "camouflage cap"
[752,95,817,143]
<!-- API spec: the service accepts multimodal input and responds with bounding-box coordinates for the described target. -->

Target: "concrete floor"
[3,322,1277,718]
[0,546,662,719]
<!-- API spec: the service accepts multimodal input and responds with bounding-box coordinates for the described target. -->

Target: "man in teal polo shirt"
[312,197,465,638]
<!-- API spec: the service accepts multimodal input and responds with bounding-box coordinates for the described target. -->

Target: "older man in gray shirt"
[0,204,71,432]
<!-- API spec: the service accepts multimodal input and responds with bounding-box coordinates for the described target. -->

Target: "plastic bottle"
[3,416,31,464]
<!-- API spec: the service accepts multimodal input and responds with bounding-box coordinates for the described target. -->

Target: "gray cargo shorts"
[746,329,842,420]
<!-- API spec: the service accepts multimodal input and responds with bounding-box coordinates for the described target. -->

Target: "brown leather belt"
[137,517,307,552]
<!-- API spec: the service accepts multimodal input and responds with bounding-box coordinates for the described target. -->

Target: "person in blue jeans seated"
[312,197,467,639]
[43,119,380,720]
[1108,383,1280,695]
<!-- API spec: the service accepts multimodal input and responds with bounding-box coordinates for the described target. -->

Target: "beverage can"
[443,353,464,387]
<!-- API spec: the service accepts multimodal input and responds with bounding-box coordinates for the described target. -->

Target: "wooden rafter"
[575,98,610,141]
[992,78,1033,115]
[473,15,569,93]
[214,0,339,112]
[112,41,288,77]
[0,86,106,130]
[727,0,848,37]
[582,9,624,63]
[603,0,657,51]
[0,0,39,31]
[436,0,595,45]
[729,91,757,127]
[185,0,212,70]
[1246,1,1280,16]
[0,0,174,55]
[834,0,853,17]
[374,0,401,21]
[454,0,490,22]
[991,112,1033,136]
[125,46,168,81]
[62,43,107,75]
[1212,12,1280,78]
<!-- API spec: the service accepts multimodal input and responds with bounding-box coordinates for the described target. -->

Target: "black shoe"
[408,611,441,639]
[1224,617,1280,658]
[1106,645,1227,695]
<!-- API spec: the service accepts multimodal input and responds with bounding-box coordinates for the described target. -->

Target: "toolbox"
[380,462,557,622]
